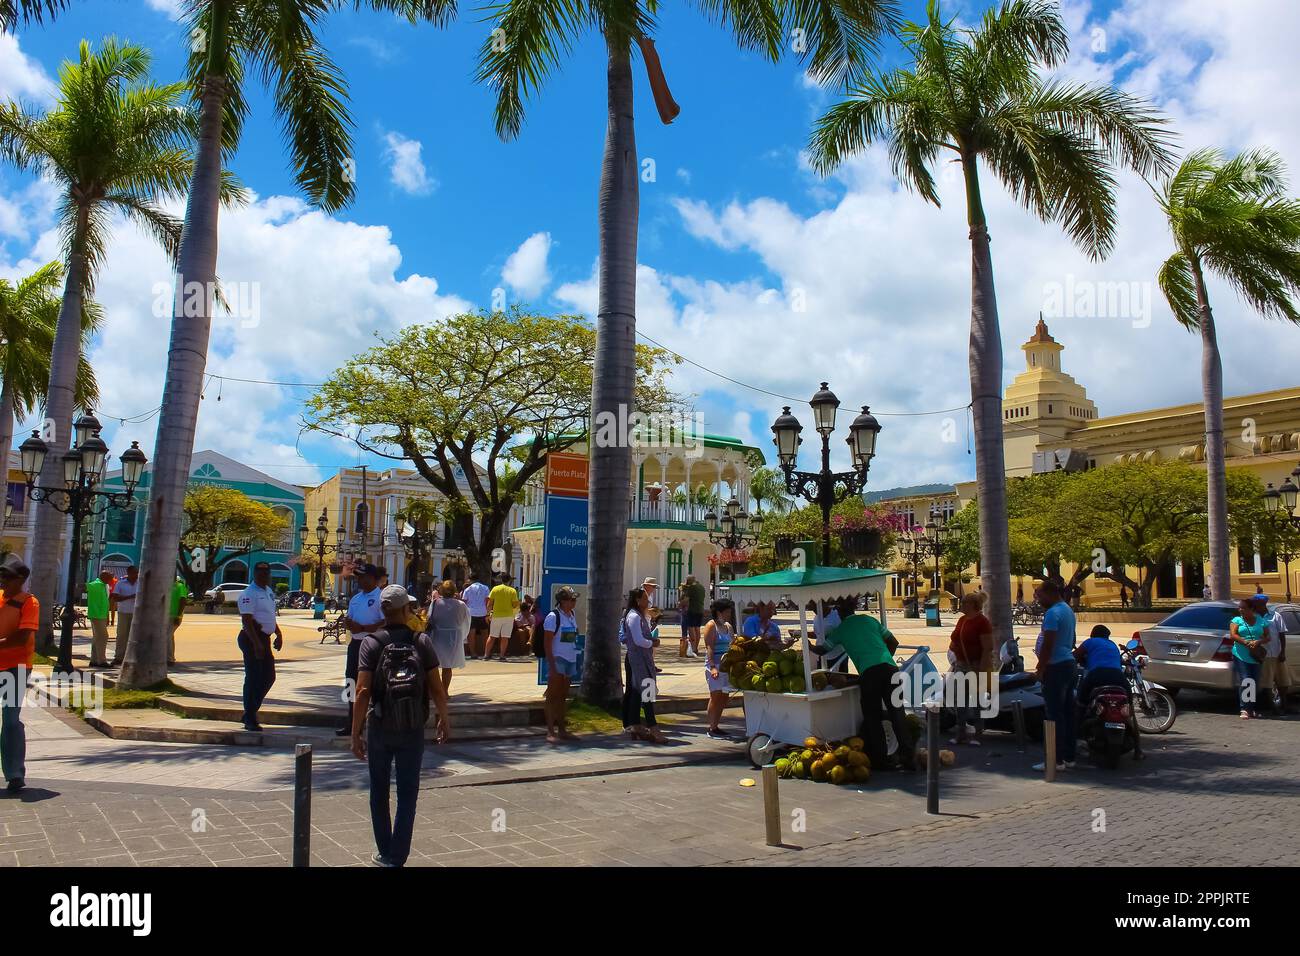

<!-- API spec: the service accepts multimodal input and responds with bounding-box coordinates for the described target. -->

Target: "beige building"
[876,319,1300,606]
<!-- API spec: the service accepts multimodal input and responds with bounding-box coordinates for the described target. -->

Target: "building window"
[1236,539,1256,575]
[1261,550,1278,575]
[354,501,369,535]
[5,482,25,515]
[108,505,136,543]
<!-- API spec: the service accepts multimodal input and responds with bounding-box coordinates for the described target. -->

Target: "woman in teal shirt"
[1230,599,1268,719]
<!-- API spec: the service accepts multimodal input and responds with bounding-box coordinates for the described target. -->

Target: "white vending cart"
[726,561,894,768]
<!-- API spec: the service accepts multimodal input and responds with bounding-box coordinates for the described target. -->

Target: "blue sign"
[543,494,589,571]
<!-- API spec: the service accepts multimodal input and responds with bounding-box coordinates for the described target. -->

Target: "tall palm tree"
[0,262,101,468]
[0,0,67,29]
[808,0,1173,647]
[478,0,900,703]
[0,39,203,653]
[748,465,790,516]
[1155,148,1300,599]
[122,1,456,689]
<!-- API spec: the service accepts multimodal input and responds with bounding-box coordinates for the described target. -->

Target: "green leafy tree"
[0,39,216,655]
[749,466,791,517]
[303,309,682,582]
[1155,147,1300,600]
[126,1,452,689]
[177,485,290,598]
[477,0,901,703]
[808,0,1173,645]
[0,262,100,471]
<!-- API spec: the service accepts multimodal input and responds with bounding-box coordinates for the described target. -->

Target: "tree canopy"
[302,308,683,576]
[177,484,289,596]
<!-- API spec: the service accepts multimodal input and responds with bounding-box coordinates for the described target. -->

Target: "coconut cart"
[726,560,939,768]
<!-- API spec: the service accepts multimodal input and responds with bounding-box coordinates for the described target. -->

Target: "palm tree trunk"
[962,155,1014,649]
[1192,258,1231,600]
[0,377,14,501]
[120,70,227,689]
[581,32,638,705]
[28,209,89,655]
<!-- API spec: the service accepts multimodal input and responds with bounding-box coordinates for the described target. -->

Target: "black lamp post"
[704,496,764,578]
[297,508,347,603]
[1263,464,1300,602]
[18,412,147,674]
[770,383,880,563]
[906,504,951,624]
[394,514,438,600]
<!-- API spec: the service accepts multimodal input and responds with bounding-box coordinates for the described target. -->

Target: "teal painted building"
[95,450,307,592]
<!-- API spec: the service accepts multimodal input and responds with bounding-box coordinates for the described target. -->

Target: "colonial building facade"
[509,434,766,608]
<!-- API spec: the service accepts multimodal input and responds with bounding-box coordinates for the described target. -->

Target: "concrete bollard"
[1043,720,1057,782]
[1012,699,1027,751]
[925,703,940,815]
[762,764,781,847]
[293,743,312,867]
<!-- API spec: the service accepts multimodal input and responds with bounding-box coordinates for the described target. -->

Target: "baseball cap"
[356,562,383,579]
[0,554,29,577]
[380,584,411,608]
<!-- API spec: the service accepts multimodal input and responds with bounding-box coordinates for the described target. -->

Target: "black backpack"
[372,628,428,733]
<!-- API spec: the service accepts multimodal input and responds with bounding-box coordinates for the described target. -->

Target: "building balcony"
[516,492,710,531]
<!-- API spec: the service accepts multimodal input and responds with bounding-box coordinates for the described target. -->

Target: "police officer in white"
[236,562,283,732]
[338,563,385,735]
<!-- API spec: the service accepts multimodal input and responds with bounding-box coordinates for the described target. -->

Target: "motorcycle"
[1078,681,1139,768]
[938,638,1046,741]
[1123,640,1177,734]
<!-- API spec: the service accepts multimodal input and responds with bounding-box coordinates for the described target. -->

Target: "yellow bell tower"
[1002,317,1098,476]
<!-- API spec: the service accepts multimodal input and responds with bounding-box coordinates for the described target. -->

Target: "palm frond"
[0,0,70,30]
[778,0,902,89]
[1156,250,1199,329]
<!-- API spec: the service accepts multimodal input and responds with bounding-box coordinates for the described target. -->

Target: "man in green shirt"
[85,570,112,667]
[168,577,189,665]
[682,574,707,656]
[813,611,915,772]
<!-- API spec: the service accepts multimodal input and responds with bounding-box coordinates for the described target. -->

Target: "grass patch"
[563,699,624,735]
[72,678,187,718]
[32,652,53,667]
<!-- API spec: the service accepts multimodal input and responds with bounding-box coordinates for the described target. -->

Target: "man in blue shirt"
[1033,579,1078,771]
[1074,624,1141,758]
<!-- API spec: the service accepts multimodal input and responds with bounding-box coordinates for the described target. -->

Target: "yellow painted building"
[874,319,1300,607]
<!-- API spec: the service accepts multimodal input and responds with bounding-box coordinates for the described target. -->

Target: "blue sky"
[2,0,1298,493]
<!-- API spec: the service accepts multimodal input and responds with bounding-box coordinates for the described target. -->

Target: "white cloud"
[143,0,184,18]
[0,32,55,104]
[501,232,552,300]
[382,131,437,196]
[0,190,472,485]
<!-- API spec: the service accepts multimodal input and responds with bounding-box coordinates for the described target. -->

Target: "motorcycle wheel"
[1102,737,1123,769]
[1134,689,1177,734]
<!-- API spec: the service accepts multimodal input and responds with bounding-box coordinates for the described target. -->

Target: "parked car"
[1133,600,1299,694]
[204,583,247,605]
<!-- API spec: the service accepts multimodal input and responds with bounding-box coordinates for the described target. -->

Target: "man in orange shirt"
[0,554,38,794]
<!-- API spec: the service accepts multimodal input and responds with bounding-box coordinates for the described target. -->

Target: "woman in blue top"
[1230,599,1268,719]
[702,598,737,740]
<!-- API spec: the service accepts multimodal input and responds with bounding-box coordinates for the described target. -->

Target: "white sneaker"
[686,646,698,658]
[1032,760,1066,772]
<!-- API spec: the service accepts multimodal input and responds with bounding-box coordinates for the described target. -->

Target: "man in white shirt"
[460,571,490,659]
[237,562,283,731]
[1253,594,1291,714]
[109,565,139,666]
[338,563,385,735]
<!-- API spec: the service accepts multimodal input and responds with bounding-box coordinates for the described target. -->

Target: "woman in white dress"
[703,598,737,740]
[426,579,470,696]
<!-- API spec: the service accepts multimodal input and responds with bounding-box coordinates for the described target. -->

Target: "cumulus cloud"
[501,232,553,301]
[0,33,55,103]
[382,131,437,196]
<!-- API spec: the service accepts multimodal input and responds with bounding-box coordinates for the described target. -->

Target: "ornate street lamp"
[297,508,346,603]
[771,383,881,562]
[17,414,147,674]
[705,496,762,578]
[393,512,439,602]
[1262,463,1300,601]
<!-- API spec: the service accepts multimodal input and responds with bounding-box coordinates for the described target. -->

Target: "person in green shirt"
[168,577,190,665]
[85,570,112,667]
[812,610,915,772]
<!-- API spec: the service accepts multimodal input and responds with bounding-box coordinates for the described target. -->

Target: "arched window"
[355,501,369,535]
[222,560,248,585]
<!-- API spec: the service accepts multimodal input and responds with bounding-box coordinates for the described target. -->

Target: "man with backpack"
[351,584,447,868]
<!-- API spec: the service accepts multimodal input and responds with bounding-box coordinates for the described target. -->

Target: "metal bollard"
[925,703,939,815]
[1012,699,1026,751]
[761,764,782,847]
[293,743,312,867]
[1043,720,1057,782]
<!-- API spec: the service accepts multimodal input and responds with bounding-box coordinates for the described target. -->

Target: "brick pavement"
[2,693,1294,866]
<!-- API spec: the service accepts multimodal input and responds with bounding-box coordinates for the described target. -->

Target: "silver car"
[1134,600,1299,693]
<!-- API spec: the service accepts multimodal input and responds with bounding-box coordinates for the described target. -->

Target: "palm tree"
[1155,148,1300,599]
[748,465,790,517]
[808,0,1172,647]
[477,0,900,703]
[0,0,68,30]
[0,263,101,468]
[121,1,455,689]
[0,39,203,653]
